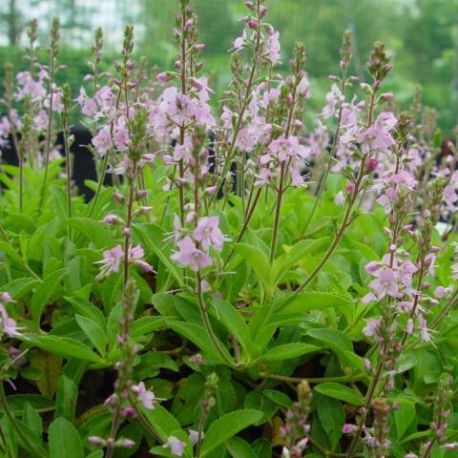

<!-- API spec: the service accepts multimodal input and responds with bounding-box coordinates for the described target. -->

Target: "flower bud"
[248,19,258,30]
[367,158,378,172]
[156,72,170,84]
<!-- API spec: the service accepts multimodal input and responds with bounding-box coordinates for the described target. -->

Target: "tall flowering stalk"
[345,111,451,456]
[40,17,60,208]
[290,42,394,299]
[269,43,308,263]
[97,108,155,457]
[210,0,269,208]
[60,83,73,222]
[302,30,352,235]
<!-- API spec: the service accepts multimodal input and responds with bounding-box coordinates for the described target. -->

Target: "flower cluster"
[97,244,153,279]
[0,292,20,338]
[171,216,224,271]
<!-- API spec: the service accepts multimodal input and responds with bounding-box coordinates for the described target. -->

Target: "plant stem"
[261,372,366,384]
[196,271,234,367]
[346,357,384,458]
[63,122,72,223]
[196,409,208,458]
[88,150,110,219]
[40,53,56,210]
[209,7,262,208]
[301,104,343,237]
[123,162,138,290]
[0,383,46,458]
[224,187,262,267]
[270,161,286,263]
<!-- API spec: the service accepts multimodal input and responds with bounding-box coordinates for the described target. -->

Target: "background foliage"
[1,0,458,132]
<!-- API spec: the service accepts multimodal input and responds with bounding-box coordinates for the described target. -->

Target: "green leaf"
[394,400,416,439]
[277,291,354,314]
[6,394,54,413]
[30,268,68,324]
[314,383,363,406]
[75,314,107,356]
[166,320,232,365]
[24,334,105,365]
[49,417,84,458]
[131,316,165,338]
[141,403,183,442]
[64,294,106,330]
[316,394,344,450]
[234,243,273,295]
[226,437,257,458]
[135,352,179,379]
[23,403,42,439]
[212,299,253,360]
[306,328,365,373]
[69,217,114,248]
[200,409,264,457]
[257,343,319,362]
[56,375,78,422]
[272,237,330,283]
[2,277,39,300]
[262,390,293,409]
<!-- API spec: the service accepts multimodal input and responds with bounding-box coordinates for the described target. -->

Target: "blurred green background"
[1,0,458,132]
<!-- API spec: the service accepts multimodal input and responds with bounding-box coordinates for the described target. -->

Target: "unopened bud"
[367,158,378,172]
[248,19,258,30]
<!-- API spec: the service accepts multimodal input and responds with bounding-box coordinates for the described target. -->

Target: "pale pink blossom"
[266,29,281,64]
[92,126,113,156]
[132,382,156,410]
[164,436,186,457]
[171,236,212,271]
[193,217,224,252]
[97,246,124,277]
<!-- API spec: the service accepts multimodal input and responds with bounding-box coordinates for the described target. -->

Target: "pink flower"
[322,84,342,119]
[266,29,281,64]
[171,236,212,271]
[342,424,357,434]
[191,76,213,102]
[33,110,49,131]
[164,436,186,457]
[233,31,247,50]
[358,112,397,154]
[435,286,451,298]
[334,191,346,206]
[95,85,115,112]
[188,429,199,445]
[97,246,124,277]
[92,126,113,156]
[76,87,97,116]
[269,136,306,162]
[368,267,399,300]
[443,184,458,207]
[113,117,130,152]
[363,318,382,340]
[297,75,311,97]
[193,217,224,252]
[132,382,156,410]
[0,293,21,337]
